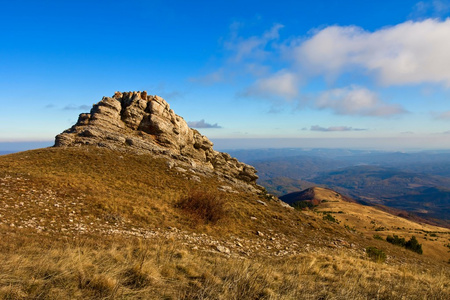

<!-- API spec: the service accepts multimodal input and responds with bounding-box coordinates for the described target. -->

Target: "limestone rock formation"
[55,91,259,188]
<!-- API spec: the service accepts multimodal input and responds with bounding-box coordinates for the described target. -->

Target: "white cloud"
[316,86,406,116]
[243,70,299,99]
[292,18,450,86]
[310,125,366,132]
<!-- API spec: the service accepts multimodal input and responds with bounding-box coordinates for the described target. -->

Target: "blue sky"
[2,0,450,150]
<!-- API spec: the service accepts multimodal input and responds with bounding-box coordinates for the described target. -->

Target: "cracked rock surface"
[55,91,259,190]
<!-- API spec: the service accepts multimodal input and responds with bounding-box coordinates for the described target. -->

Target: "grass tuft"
[175,189,227,224]
[366,246,387,263]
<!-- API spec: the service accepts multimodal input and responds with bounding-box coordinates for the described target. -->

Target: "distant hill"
[311,165,450,226]
[250,155,346,181]
[258,177,316,196]
[279,187,450,261]
[280,187,355,206]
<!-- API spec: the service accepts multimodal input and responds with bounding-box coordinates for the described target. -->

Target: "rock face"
[55,91,258,187]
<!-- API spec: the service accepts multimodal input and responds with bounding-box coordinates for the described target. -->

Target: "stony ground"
[0,173,366,261]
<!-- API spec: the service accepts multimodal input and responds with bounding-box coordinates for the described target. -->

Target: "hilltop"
[0,92,449,299]
[281,187,450,261]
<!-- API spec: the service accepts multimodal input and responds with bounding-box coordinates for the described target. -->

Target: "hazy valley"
[230,148,450,228]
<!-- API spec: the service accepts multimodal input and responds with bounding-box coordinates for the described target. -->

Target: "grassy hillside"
[311,165,450,226]
[1,147,449,299]
[283,187,450,262]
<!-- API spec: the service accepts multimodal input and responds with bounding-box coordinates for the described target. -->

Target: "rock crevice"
[55,91,258,186]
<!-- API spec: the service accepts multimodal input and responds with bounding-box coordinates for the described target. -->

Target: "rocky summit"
[55,91,258,190]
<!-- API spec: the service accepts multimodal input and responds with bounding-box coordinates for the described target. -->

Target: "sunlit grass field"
[0,147,449,299]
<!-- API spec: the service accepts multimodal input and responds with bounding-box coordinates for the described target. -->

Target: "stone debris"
[256,200,267,206]
[0,175,365,260]
[216,245,231,254]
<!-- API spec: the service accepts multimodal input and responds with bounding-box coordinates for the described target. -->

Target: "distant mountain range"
[229,148,450,227]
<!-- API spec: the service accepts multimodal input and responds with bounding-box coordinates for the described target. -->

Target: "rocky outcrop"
[55,91,258,187]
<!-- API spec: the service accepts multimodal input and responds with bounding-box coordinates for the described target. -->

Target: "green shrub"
[386,235,406,247]
[323,214,337,223]
[292,201,315,210]
[373,234,383,241]
[386,235,422,255]
[405,236,423,254]
[366,247,386,263]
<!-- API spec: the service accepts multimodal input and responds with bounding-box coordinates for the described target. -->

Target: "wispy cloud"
[310,125,367,132]
[410,0,450,19]
[434,110,450,120]
[315,86,406,116]
[187,119,222,129]
[189,69,226,85]
[63,104,90,111]
[225,23,284,62]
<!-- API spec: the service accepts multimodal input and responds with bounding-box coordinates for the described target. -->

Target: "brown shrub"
[176,189,227,224]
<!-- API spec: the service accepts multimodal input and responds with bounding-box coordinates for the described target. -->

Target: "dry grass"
[176,189,228,225]
[308,187,450,262]
[1,148,450,299]
[0,235,448,300]
[0,147,322,239]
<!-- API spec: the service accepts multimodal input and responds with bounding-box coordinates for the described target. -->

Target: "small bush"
[323,214,337,223]
[373,234,383,241]
[366,247,386,263]
[386,235,406,247]
[176,189,227,224]
[386,235,423,255]
[292,201,315,210]
[375,227,386,231]
[405,236,423,254]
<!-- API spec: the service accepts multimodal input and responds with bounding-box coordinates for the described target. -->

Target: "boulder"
[54,91,259,186]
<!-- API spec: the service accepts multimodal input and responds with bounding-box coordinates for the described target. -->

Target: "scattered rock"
[190,175,201,182]
[216,245,230,254]
[175,167,187,173]
[257,200,267,206]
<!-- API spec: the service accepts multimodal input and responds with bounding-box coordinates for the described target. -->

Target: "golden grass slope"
[0,148,449,299]
[304,187,450,262]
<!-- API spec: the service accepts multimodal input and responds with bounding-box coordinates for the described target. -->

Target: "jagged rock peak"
[54,91,258,186]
